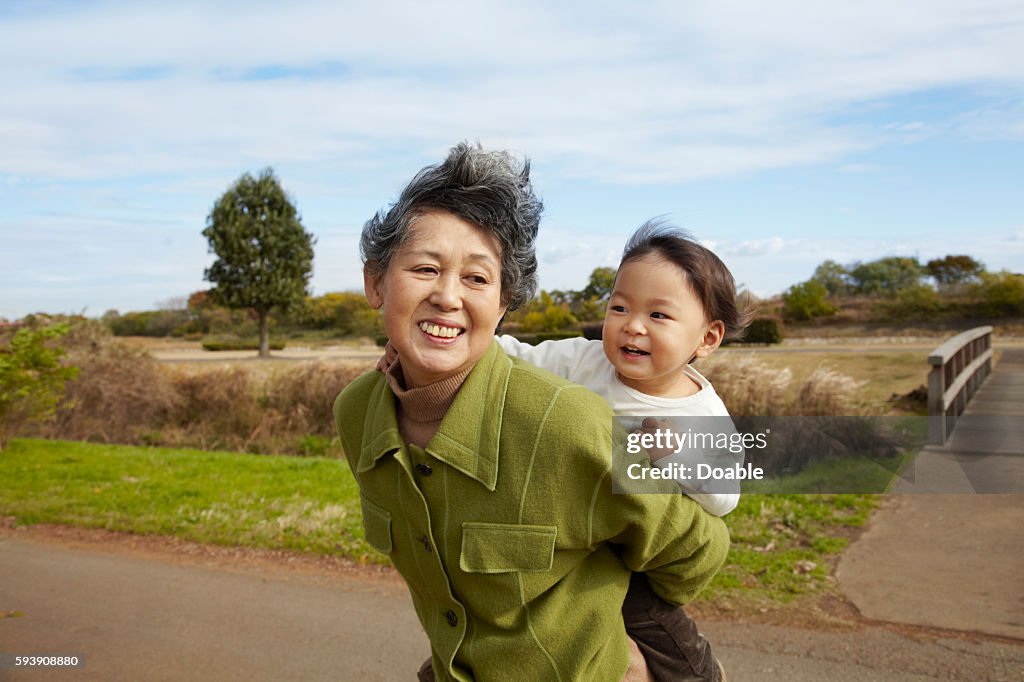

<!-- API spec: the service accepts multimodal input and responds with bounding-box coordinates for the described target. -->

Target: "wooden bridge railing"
[928,326,993,445]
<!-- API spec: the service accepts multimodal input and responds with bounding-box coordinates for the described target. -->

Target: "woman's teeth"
[419,322,462,338]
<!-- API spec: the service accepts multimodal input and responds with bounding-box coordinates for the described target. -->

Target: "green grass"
[745,451,917,495]
[1,438,883,605]
[706,492,878,605]
[0,438,378,561]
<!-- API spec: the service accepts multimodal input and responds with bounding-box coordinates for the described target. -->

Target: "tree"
[0,324,79,450]
[926,255,984,288]
[299,292,381,337]
[582,266,617,303]
[849,257,924,296]
[810,260,851,296]
[202,169,315,357]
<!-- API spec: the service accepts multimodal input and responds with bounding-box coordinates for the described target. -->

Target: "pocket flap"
[360,495,392,554]
[460,522,556,573]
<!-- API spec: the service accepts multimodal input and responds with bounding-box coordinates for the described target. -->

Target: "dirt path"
[2,526,1021,681]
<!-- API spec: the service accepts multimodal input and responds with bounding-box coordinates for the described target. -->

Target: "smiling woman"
[363,210,507,388]
[333,142,728,682]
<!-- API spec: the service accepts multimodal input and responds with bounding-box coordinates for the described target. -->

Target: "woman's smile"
[417,320,465,340]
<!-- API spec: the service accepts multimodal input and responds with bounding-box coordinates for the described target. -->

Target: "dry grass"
[696,351,878,417]
[714,347,931,412]
[38,322,374,456]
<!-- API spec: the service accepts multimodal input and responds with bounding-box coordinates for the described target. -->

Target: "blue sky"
[2,0,1022,319]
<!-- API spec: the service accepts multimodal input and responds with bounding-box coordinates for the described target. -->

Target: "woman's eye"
[414,266,438,275]
[466,274,489,285]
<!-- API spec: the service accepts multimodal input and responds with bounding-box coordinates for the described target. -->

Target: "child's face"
[602,255,724,398]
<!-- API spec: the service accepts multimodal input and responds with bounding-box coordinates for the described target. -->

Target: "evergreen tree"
[202,169,315,357]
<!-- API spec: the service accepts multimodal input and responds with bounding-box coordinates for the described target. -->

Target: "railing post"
[927,326,993,446]
[928,361,946,445]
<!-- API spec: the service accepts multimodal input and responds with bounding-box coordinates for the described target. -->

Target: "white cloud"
[2,1,1022,184]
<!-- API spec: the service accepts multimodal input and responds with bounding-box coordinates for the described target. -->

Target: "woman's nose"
[429,274,461,310]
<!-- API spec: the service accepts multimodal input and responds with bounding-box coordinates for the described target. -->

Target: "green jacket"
[334,341,729,682]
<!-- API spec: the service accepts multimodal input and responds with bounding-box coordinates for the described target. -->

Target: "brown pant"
[621,573,722,682]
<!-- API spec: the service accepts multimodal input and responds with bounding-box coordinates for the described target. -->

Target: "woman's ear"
[694,320,725,359]
[364,266,384,310]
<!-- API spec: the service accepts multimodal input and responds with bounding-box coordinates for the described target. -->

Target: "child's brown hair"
[619,218,752,341]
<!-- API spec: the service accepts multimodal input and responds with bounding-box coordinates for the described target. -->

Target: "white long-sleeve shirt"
[497,335,740,516]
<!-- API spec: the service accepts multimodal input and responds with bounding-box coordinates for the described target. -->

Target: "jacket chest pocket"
[360,495,392,555]
[459,522,557,574]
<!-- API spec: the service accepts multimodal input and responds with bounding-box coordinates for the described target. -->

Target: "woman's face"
[365,209,507,389]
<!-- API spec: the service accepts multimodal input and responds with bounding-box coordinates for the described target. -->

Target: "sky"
[2,0,1023,320]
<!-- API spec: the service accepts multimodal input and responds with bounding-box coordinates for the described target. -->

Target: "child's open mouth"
[621,346,649,357]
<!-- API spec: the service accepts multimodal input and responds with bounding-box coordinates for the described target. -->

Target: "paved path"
[3,532,1022,681]
[838,348,1024,642]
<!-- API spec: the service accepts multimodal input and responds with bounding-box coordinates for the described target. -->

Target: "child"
[498,219,750,681]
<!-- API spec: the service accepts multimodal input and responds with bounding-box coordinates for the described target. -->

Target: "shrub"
[510,331,583,345]
[794,366,870,416]
[741,317,783,345]
[0,323,79,449]
[875,283,943,321]
[972,271,1024,317]
[782,281,836,321]
[169,368,262,450]
[265,361,366,436]
[49,321,180,444]
[201,336,286,351]
[696,354,793,416]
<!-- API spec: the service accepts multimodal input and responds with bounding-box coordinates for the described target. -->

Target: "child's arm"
[686,492,739,517]
[637,416,742,517]
[495,335,595,382]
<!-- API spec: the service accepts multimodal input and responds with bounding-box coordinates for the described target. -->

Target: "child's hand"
[376,340,398,373]
[633,417,675,463]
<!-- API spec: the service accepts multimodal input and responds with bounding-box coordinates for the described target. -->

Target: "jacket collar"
[356,340,512,491]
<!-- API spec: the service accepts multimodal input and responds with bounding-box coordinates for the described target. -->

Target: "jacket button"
[445,610,458,627]
[415,463,433,476]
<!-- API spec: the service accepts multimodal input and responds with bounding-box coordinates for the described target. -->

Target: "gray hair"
[361,142,542,311]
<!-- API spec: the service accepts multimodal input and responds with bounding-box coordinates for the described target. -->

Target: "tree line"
[783,256,1023,322]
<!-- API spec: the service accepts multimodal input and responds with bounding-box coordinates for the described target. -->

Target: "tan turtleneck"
[385,360,472,448]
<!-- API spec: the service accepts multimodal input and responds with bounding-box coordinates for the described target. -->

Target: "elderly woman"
[334,143,729,682]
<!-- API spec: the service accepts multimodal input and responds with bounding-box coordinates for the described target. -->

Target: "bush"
[0,323,79,449]
[201,336,286,352]
[510,331,583,345]
[741,317,783,344]
[875,283,943,320]
[49,321,180,444]
[37,319,374,456]
[581,322,603,340]
[972,271,1024,317]
[782,281,836,321]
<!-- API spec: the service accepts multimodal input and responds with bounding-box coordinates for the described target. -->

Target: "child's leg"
[622,572,723,682]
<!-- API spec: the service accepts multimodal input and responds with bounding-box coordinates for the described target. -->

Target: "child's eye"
[651,312,670,320]
[610,305,626,313]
